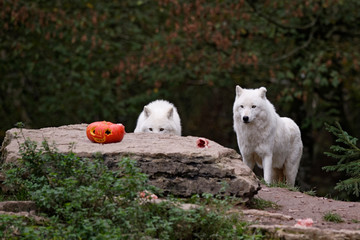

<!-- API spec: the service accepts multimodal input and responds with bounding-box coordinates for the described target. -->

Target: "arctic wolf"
[233,86,303,186]
[134,100,181,136]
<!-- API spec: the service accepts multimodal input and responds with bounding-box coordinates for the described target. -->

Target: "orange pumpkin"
[86,121,125,143]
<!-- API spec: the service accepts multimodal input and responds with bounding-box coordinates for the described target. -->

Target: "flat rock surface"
[1,124,260,199]
[234,184,360,236]
[2,124,238,162]
[255,185,360,230]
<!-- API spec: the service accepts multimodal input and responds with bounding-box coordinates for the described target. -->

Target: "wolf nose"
[243,116,249,123]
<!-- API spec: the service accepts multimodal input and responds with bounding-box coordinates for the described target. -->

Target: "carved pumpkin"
[86,121,125,143]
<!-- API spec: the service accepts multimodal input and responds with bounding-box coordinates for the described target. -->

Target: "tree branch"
[245,0,317,30]
[272,26,316,62]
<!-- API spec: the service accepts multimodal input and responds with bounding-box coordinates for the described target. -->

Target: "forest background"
[1,0,360,200]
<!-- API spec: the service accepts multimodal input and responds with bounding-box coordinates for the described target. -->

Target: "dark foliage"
[1,0,360,198]
[323,122,360,200]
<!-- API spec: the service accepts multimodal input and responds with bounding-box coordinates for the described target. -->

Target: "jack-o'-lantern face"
[86,121,125,143]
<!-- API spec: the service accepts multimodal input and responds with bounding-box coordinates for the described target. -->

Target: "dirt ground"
[238,184,360,230]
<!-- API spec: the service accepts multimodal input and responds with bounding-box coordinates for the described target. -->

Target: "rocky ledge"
[1,124,260,200]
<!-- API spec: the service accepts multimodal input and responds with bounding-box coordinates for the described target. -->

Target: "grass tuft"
[323,211,344,223]
[246,197,279,210]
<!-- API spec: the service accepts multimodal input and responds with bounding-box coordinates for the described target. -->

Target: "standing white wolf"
[134,100,182,136]
[233,86,303,186]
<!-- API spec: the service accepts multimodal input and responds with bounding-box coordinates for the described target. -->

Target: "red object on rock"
[86,121,125,143]
[197,138,209,148]
[294,218,313,227]
[139,190,158,200]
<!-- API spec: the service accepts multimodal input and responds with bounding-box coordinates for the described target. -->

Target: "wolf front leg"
[262,154,273,184]
[240,151,256,170]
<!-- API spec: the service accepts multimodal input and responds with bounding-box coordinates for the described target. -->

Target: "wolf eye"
[159,128,164,132]
[149,128,153,131]
[252,105,256,108]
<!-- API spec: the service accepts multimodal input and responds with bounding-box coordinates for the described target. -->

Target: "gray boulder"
[1,124,260,199]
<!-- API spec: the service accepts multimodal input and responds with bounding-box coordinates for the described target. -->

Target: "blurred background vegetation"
[1,0,360,200]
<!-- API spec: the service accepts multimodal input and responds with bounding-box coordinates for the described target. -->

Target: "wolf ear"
[235,85,243,98]
[259,87,267,99]
[167,107,174,119]
[144,106,151,118]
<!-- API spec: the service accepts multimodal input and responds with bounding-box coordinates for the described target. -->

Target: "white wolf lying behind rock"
[134,100,181,136]
[233,86,303,186]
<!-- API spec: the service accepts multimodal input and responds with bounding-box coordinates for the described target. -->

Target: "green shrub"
[1,137,263,239]
[323,122,360,199]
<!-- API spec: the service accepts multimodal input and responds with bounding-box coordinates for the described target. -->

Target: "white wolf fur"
[233,86,303,186]
[134,100,181,136]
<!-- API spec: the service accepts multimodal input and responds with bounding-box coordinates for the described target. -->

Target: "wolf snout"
[243,116,249,123]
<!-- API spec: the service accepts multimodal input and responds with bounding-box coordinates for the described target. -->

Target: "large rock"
[1,124,260,199]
